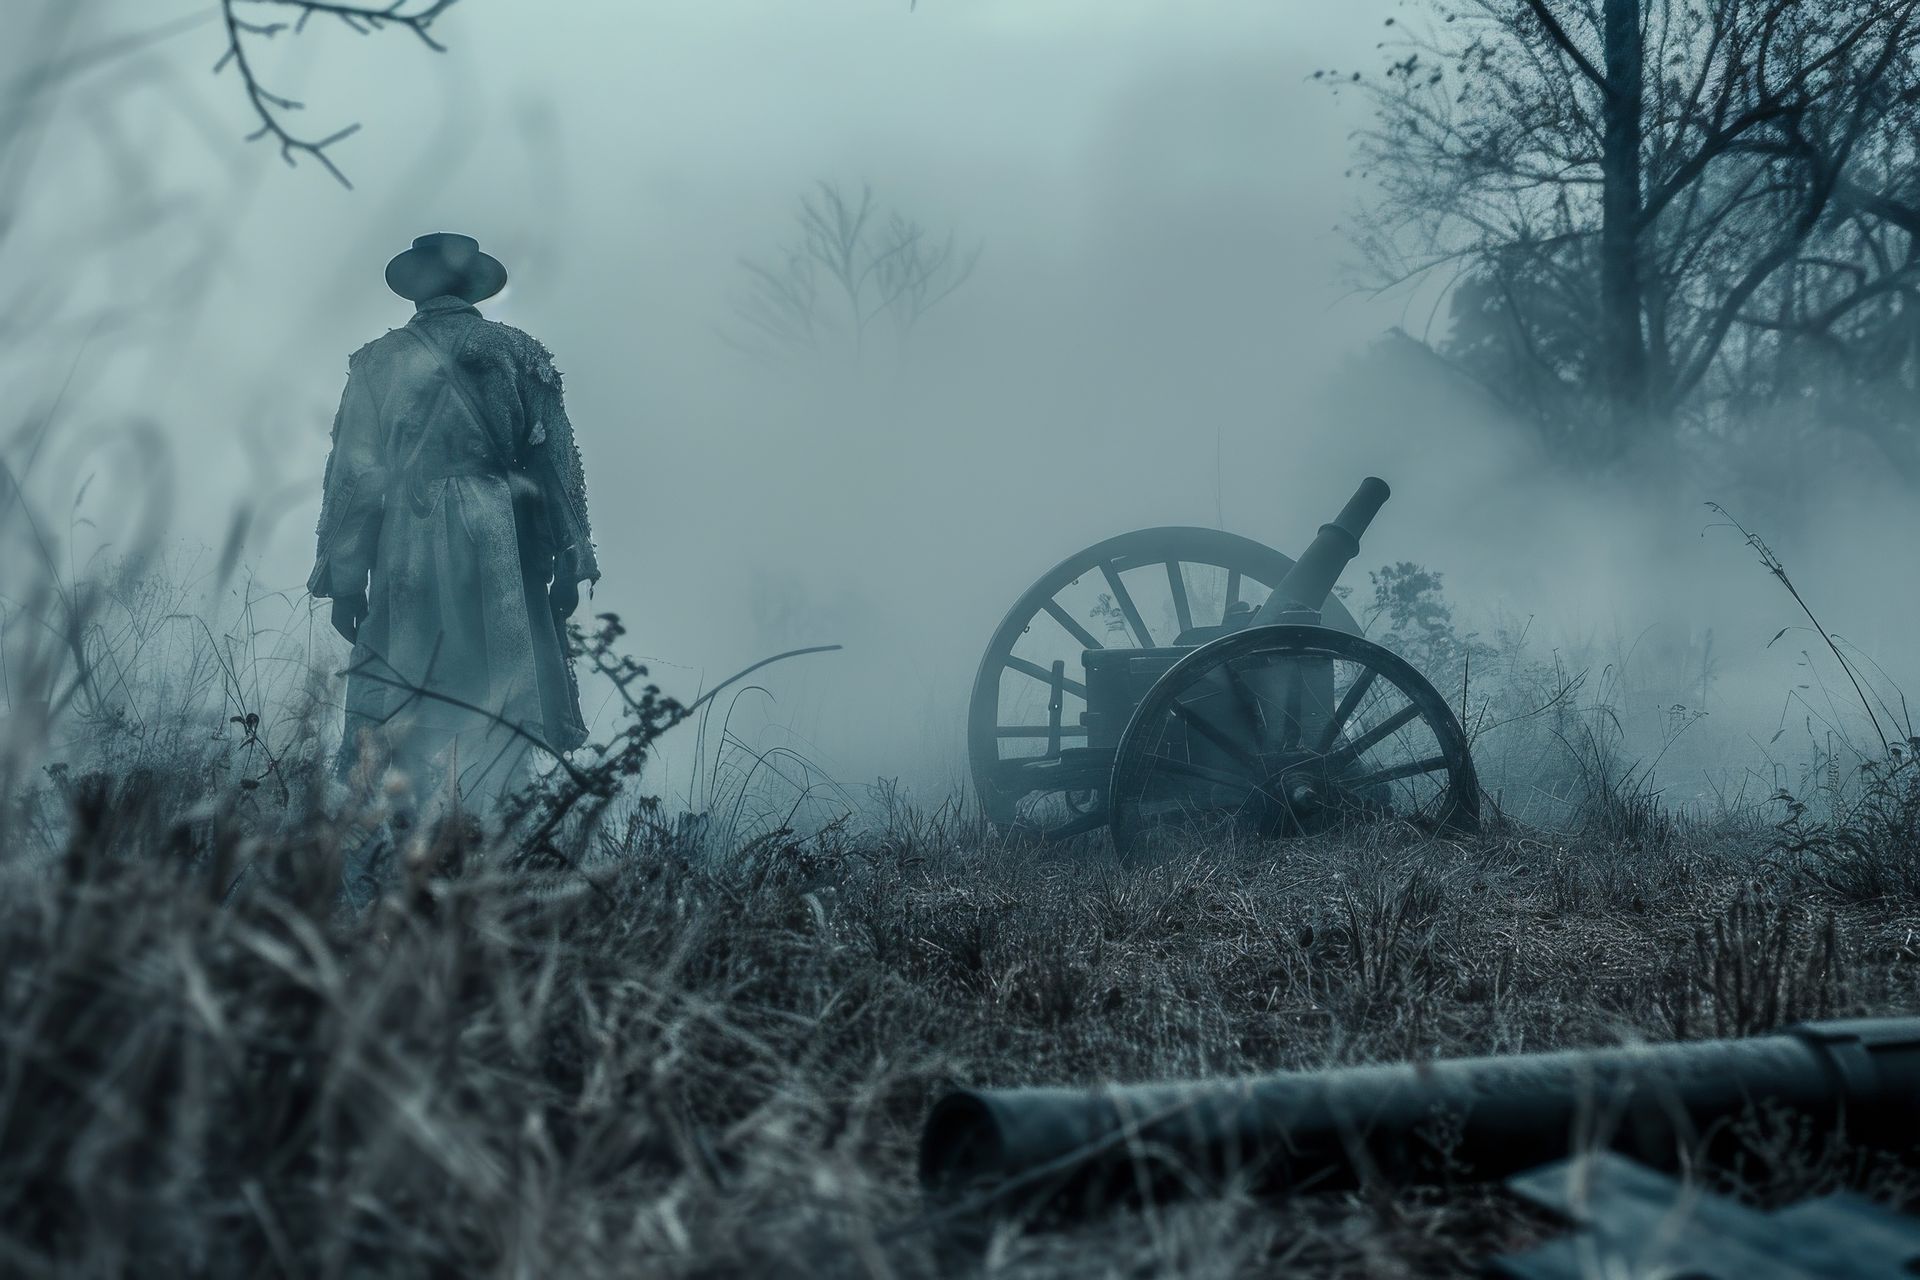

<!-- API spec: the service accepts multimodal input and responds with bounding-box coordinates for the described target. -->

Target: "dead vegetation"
[0,531,1911,1275]
[1,727,1917,1277]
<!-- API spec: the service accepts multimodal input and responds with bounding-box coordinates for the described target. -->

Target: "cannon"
[968,478,1478,847]
[919,1017,1920,1224]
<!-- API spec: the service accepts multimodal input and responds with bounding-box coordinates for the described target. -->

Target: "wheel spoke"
[1224,569,1242,624]
[1342,754,1452,790]
[1317,667,1377,753]
[998,725,1089,739]
[1165,561,1193,635]
[1100,562,1153,647]
[1168,699,1261,771]
[1222,660,1271,753]
[1144,755,1260,793]
[1278,661,1305,749]
[1046,658,1067,753]
[1042,597,1102,651]
[1004,655,1089,700]
[1328,702,1422,768]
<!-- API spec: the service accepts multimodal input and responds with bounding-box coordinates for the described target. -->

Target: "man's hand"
[550,576,581,621]
[331,591,368,644]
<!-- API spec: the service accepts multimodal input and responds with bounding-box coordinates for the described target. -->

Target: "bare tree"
[730,182,981,359]
[1350,0,1920,472]
[214,0,460,187]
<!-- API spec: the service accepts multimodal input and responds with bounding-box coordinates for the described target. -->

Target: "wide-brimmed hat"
[384,232,508,303]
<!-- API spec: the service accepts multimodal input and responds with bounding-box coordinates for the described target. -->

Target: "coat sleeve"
[307,354,387,600]
[521,343,600,586]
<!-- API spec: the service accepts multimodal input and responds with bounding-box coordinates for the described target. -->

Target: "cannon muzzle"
[1253,476,1390,625]
[919,1018,1920,1221]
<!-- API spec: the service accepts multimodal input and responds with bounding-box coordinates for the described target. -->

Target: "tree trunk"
[1598,0,1651,461]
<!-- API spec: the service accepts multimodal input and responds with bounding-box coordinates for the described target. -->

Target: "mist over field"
[7,0,1918,812]
[12,7,1920,1276]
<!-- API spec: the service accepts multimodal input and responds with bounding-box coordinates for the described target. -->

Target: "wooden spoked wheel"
[1109,625,1478,853]
[968,528,1360,839]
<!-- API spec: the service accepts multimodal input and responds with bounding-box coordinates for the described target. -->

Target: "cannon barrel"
[919,1018,1920,1221]
[1253,476,1391,625]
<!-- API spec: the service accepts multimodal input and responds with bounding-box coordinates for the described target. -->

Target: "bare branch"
[215,0,460,188]
[1520,0,1612,95]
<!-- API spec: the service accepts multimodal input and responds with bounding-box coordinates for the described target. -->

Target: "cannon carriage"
[967,479,1479,848]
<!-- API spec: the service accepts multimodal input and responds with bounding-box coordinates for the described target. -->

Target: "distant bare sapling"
[729,181,981,359]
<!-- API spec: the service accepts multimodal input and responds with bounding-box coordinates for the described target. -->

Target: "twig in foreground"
[214,0,459,188]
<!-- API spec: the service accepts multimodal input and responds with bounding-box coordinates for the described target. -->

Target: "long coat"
[309,295,600,778]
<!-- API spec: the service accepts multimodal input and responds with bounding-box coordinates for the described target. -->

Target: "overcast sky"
[7,1,1916,801]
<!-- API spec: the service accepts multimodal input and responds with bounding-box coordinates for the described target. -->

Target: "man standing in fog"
[309,233,599,812]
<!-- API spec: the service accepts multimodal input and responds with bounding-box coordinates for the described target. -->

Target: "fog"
[8,0,1918,816]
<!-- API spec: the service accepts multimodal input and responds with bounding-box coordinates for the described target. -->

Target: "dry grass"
[2,747,1918,1278]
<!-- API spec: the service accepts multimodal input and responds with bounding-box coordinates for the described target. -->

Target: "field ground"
[3,759,1918,1278]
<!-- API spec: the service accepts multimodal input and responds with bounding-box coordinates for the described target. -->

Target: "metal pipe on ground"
[919,1018,1920,1223]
